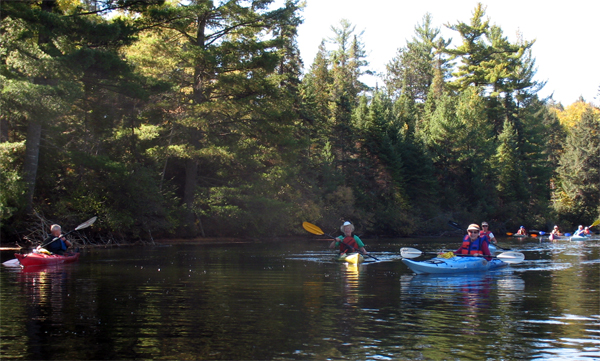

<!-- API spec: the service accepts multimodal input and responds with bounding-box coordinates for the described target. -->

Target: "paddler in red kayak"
[42,224,72,255]
[329,221,368,256]
[455,224,492,260]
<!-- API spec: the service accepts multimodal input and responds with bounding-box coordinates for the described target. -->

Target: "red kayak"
[15,252,80,267]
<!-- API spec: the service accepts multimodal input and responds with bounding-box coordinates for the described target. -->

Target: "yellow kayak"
[335,253,364,264]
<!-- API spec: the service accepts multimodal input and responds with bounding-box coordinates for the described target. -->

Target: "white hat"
[467,224,481,231]
[340,221,354,232]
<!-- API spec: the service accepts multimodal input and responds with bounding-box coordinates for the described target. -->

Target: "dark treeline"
[1,1,598,241]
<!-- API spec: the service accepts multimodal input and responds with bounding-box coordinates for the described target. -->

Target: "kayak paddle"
[302,222,380,261]
[400,247,525,264]
[40,216,97,248]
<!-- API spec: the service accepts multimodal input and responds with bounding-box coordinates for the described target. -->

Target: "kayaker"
[329,221,368,256]
[583,227,592,236]
[516,226,527,235]
[550,225,562,237]
[573,225,585,236]
[455,224,492,260]
[43,224,72,255]
[480,222,497,244]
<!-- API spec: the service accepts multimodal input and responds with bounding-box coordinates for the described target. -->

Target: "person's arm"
[329,236,342,249]
[63,237,72,248]
[353,235,368,254]
[489,232,497,244]
[481,239,491,256]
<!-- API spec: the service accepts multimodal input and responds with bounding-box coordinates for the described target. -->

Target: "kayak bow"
[335,253,364,264]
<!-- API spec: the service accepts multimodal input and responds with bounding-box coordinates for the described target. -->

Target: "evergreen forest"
[1,0,598,242]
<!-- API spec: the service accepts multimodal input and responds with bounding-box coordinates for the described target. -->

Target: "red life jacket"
[480,230,492,242]
[457,235,486,255]
[339,236,359,254]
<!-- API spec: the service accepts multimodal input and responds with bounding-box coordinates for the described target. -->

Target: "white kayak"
[570,235,598,241]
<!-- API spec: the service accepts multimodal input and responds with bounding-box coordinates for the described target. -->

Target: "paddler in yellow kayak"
[329,221,369,256]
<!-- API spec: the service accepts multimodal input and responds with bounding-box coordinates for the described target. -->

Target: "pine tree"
[553,108,600,224]
[1,0,160,214]
[384,13,450,104]
[494,118,527,216]
[128,0,303,235]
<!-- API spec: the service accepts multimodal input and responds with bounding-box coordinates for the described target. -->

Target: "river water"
[1,237,599,360]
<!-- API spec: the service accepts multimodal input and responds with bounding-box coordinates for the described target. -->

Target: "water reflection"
[340,262,362,306]
[0,239,598,360]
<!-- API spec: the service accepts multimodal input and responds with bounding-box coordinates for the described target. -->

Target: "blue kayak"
[402,256,508,275]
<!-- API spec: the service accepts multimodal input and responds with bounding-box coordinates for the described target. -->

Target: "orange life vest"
[457,235,486,255]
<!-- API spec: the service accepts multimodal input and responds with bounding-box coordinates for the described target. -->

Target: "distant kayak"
[13,252,80,267]
[335,253,364,264]
[570,235,597,241]
[511,234,528,238]
[402,256,508,275]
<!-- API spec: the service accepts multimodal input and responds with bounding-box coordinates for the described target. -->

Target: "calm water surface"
[1,237,599,360]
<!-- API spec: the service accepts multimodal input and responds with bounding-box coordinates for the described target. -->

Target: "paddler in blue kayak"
[43,224,72,255]
[329,221,369,256]
[480,222,497,244]
[455,224,492,260]
[573,225,586,236]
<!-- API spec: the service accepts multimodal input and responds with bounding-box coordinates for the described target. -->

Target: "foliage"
[552,108,600,225]
[1,1,596,241]
[0,142,27,226]
[553,100,600,129]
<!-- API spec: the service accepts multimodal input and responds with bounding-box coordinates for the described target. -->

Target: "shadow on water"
[1,237,599,359]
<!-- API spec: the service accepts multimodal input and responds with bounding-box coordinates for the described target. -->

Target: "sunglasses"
[468,230,479,234]
[482,225,488,227]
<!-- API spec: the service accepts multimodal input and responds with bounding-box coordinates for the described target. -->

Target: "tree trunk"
[22,0,58,213]
[23,120,42,213]
[181,11,209,235]
[183,156,199,234]
[0,117,8,142]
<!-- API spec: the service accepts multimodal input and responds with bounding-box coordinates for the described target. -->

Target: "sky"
[294,0,600,106]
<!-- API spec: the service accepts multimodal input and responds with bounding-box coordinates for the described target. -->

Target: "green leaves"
[553,108,600,224]
[445,3,534,98]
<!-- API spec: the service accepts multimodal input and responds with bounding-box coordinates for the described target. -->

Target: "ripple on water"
[512,260,573,272]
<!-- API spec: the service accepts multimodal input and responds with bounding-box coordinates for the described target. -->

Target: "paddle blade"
[506,233,513,236]
[590,219,600,228]
[400,247,423,259]
[538,231,545,235]
[302,222,325,236]
[448,221,462,230]
[496,251,525,264]
[530,234,538,237]
[75,216,97,231]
